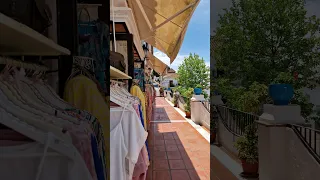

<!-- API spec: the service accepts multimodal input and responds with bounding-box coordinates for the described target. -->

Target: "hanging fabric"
[77,7,109,92]
[64,74,109,180]
[0,57,105,180]
[130,83,147,130]
[110,81,149,180]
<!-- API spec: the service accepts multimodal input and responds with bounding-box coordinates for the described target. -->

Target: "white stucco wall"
[258,124,320,180]
[191,101,210,129]
[161,78,178,88]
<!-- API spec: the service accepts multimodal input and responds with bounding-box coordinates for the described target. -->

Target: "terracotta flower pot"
[241,159,259,175]
[185,111,191,118]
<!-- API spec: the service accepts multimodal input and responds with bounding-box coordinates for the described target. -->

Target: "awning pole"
[134,0,153,30]
[152,1,198,31]
[112,0,117,52]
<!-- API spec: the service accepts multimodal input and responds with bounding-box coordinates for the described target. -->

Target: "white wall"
[258,124,320,180]
[161,78,178,88]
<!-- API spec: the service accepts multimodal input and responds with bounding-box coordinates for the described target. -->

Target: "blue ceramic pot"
[269,84,294,105]
[194,88,202,95]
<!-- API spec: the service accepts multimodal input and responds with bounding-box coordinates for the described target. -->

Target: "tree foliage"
[214,0,320,88]
[213,0,320,117]
[177,53,210,89]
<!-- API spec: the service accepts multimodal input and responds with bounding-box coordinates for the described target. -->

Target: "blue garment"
[91,135,106,180]
[78,20,109,91]
[138,104,150,160]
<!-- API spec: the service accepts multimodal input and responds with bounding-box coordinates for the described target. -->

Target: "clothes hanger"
[110,83,133,105]
[110,81,134,101]
[0,91,71,143]
[110,82,133,108]
[10,66,81,125]
[67,56,95,82]
[0,63,72,142]
[0,59,80,126]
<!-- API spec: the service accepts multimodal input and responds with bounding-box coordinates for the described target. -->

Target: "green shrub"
[234,124,258,164]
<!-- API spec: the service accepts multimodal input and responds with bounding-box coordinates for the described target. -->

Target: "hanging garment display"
[145,85,155,128]
[0,57,107,180]
[110,81,149,180]
[77,9,109,92]
[64,74,109,180]
[130,84,147,130]
[133,68,144,91]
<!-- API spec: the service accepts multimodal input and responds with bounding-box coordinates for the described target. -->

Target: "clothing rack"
[0,56,48,72]
[110,79,126,86]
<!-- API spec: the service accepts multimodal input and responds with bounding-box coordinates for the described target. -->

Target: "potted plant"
[182,88,194,118]
[269,84,294,105]
[194,84,203,95]
[184,102,191,118]
[234,124,259,177]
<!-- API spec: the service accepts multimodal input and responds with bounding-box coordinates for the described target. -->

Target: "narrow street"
[146,97,237,180]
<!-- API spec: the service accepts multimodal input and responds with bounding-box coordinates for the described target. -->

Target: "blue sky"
[154,0,210,70]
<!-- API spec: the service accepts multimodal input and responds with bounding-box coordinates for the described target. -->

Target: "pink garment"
[65,122,97,180]
[132,146,149,180]
[0,122,97,180]
[61,110,98,180]
[133,103,141,119]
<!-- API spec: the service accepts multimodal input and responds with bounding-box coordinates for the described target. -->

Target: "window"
[169,80,174,87]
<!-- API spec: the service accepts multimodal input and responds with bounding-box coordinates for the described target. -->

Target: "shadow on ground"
[146,103,210,180]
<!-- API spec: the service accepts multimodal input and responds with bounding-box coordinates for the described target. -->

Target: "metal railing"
[202,101,210,112]
[214,104,320,164]
[289,124,320,164]
[215,105,259,136]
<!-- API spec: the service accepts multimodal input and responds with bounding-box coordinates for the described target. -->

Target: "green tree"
[177,53,210,89]
[213,0,320,117]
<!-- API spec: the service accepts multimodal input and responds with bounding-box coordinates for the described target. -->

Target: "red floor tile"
[154,140,165,146]
[169,160,186,169]
[147,98,237,180]
[153,159,169,170]
[154,145,166,152]
[153,151,167,160]
[167,151,182,160]
[166,144,179,151]
[188,169,203,180]
[153,170,170,180]
[171,170,191,180]
[164,139,176,145]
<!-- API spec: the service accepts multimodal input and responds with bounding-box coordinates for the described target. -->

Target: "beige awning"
[128,0,200,63]
[148,54,168,75]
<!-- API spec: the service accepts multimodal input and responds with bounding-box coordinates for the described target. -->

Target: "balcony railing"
[289,124,320,164]
[202,101,210,112]
[215,105,259,136]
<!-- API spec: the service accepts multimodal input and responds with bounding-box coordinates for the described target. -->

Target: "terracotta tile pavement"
[146,98,237,180]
